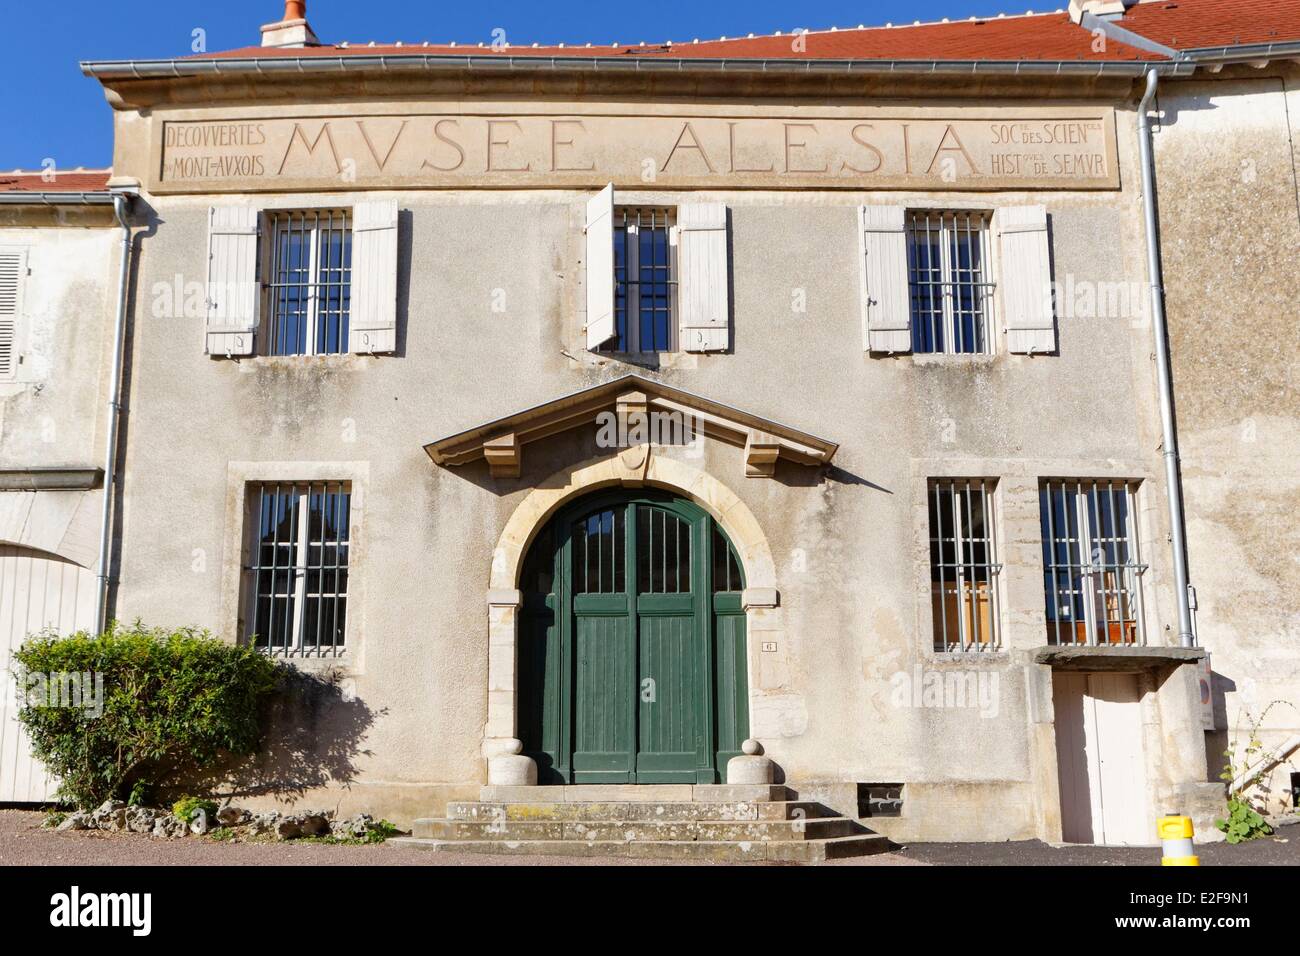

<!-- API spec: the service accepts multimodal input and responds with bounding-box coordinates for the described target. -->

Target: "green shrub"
[11,622,280,810]
[358,819,401,844]
[1216,797,1272,844]
[172,796,219,824]
[1215,701,1295,844]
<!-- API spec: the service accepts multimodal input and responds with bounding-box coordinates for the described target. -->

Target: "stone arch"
[482,453,780,783]
[489,454,776,594]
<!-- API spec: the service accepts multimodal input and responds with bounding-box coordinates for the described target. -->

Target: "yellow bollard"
[1158,815,1199,866]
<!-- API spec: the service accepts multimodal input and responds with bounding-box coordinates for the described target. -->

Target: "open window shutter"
[205,206,260,357]
[997,205,1056,354]
[678,202,730,352]
[860,206,911,353]
[0,249,24,379]
[349,199,399,354]
[584,184,616,350]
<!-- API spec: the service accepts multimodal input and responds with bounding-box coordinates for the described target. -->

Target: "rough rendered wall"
[0,212,116,569]
[1155,70,1300,815]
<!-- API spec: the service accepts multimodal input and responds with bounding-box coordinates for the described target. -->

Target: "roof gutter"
[79,54,1194,80]
[1177,39,1300,64]
[0,191,116,206]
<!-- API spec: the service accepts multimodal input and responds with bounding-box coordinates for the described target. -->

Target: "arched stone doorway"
[481,454,782,786]
[516,489,748,784]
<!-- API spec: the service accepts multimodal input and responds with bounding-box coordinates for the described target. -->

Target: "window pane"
[928,480,999,651]
[711,525,743,593]
[1039,480,1141,646]
[267,211,352,356]
[602,208,674,354]
[246,482,350,655]
[610,218,630,351]
[637,506,691,594]
[909,218,944,353]
[908,211,990,355]
[574,507,624,594]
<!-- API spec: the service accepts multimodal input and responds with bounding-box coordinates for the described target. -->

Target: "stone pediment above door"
[422,374,838,480]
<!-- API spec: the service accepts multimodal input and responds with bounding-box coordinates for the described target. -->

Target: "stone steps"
[414,816,860,842]
[391,833,891,863]
[392,786,895,863]
[445,799,840,823]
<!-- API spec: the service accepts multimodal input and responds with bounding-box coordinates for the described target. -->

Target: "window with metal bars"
[245,482,350,656]
[1039,480,1146,646]
[907,211,994,354]
[928,480,1002,651]
[602,207,675,353]
[264,210,352,356]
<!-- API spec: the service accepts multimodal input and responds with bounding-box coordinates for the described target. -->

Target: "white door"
[0,544,96,802]
[1053,671,1149,845]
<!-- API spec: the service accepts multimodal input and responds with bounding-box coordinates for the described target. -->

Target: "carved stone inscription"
[157,110,1117,191]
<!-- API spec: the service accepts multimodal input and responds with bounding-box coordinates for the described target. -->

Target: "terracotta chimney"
[261,0,320,48]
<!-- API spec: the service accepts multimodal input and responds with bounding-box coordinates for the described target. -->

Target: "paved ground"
[1,809,1294,865]
[895,833,1299,866]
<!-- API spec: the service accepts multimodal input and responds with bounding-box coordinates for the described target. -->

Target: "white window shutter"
[205,206,260,357]
[860,206,911,353]
[0,249,25,379]
[349,199,399,354]
[678,202,730,352]
[584,184,616,350]
[997,205,1056,354]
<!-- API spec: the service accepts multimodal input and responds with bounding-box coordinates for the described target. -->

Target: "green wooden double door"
[518,491,750,784]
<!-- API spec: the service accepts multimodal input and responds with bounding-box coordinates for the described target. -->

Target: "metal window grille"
[245,482,350,656]
[1040,480,1147,646]
[711,525,744,594]
[928,480,1002,651]
[265,210,352,356]
[602,207,675,353]
[907,211,994,354]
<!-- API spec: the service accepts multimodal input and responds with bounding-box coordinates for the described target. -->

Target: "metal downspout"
[94,192,134,634]
[1136,68,1195,648]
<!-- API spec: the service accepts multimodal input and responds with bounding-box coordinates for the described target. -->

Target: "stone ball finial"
[741,738,762,756]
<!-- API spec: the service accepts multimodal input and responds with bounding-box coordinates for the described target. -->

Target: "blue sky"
[0,0,1025,170]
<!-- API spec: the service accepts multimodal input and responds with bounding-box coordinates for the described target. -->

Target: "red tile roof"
[195,12,1163,63]
[183,0,1300,64]
[0,170,112,193]
[1117,0,1300,49]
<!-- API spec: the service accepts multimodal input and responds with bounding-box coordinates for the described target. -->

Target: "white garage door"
[1053,671,1150,845]
[0,544,96,802]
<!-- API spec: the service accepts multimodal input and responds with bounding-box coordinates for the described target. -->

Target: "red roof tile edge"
[0,171,113,194]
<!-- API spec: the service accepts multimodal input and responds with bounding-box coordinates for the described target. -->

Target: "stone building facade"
[1,0,1296,846]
